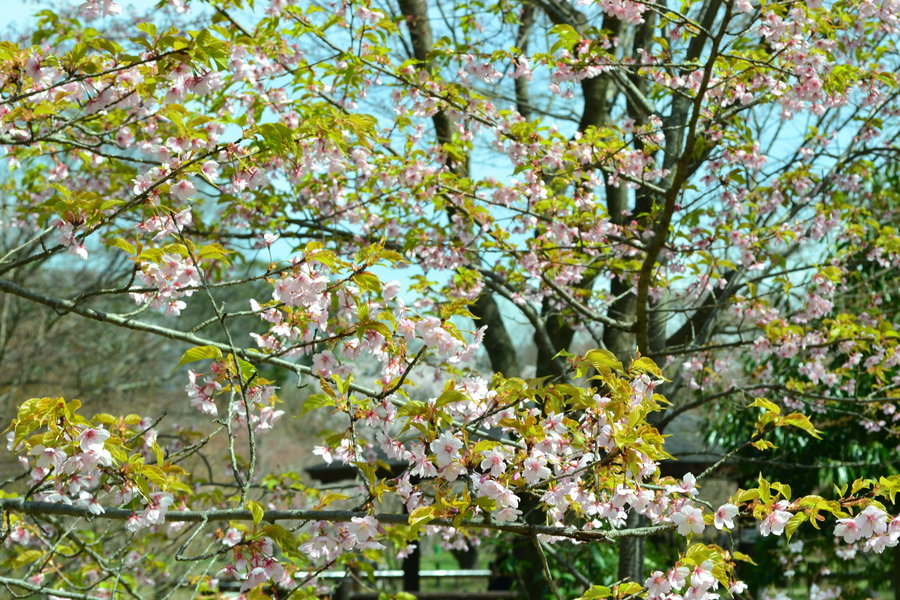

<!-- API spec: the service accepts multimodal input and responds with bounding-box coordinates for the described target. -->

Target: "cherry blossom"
[431,431,463,468]
[77,428,110,453]
[644,570,671,598]
[714,503,739,530]
[759,508,793,537]
[671,504,705,536]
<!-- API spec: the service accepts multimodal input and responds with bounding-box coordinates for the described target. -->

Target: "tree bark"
[397,0,520,380]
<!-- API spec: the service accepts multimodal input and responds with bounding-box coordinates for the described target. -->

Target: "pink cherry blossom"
[759,509,793,537]
[671,504,705,536]
[714,503,739,530]
[78,0,121,19]
[170,179,195,201]
[430,431,463,468]
[645,570,672,598]
[78,428,110,453]
[522,450,551,485]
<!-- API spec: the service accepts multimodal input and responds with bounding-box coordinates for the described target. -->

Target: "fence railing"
[329,568,517,600]
[319,569,493,579]
[220,568,518,599]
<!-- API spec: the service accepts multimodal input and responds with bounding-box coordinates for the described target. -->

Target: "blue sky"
[2,1,70,30]
[0,0,160,34]
[0,2,46,31]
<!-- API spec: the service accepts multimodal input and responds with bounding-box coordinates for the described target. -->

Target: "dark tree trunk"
[403,542,421,593]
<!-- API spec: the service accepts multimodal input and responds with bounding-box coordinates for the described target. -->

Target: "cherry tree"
[1,0,899,599]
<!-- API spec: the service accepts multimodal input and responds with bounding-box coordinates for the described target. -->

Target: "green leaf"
[751,439,776,451]
[12,549,45,569]
[585,349,624,374]
[408,505,436,528]
[616,582,643,596]
[780,412,823,439]
[93,412,118,424]
[472,440,500,454]
[141,464,167,488]
[877,475,900,502]
[758,474,771,505]
[630,356,664,379]
[198,242,232,261]
[174,345,223,370]
[578,585,611,600]
[262,524,298,554]
[136,22,157,38]
[771,481,792,501]
[235,356,257,380]
[246,500,264,526]
[749,397,781,415]
[256,122,296,154]
[850,478,872,496]
[549,23,580,53]
[784,512,808,541]
[397,400,428,417]
[152,442,165,467]
[435,390,468,407]
[352,270,382,293]
[317,492,349,507]
[301,393,334,413]
[194,29,229,70]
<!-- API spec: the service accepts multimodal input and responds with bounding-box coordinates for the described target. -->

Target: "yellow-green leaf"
[615,582,643,596]
[585,349,624,374]
[301,393,334,413]
[408,505,436,528]
[246,500,265,526]
[174,345,223,370]
[784,512,808,541]
[578,585,612,600]
[749,397,781,415]
[751,439,776,451]
[12,549,44,569]
[780,412,823,439]
[630,356,664,379]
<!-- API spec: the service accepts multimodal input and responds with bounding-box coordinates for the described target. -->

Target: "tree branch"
[0,499,674,543]
[0,277,379,397]
[0,575,107,600]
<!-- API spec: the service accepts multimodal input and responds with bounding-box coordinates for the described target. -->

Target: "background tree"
[0,0,899,599]
[705,163,900,599]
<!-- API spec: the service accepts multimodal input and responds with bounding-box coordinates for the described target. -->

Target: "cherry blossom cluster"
[644,561,746,600]
[232,385,285,433]
[124,492,175,532]
[305,363,755,545]
[296,517,384,566]
[249,258,486,388]
[4,0,900,596]
[54,219,89,260]
[130,253,202,316]
[184,361,283,432]
[78,0,122,19]
[8,413,179,535]
[137,208,193,241]
[833,504,900,555]
[247,261,332,354]
[217,536,286,593]
[598,0,649,26]
[19,426,112,516]
[185,368,222,415]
